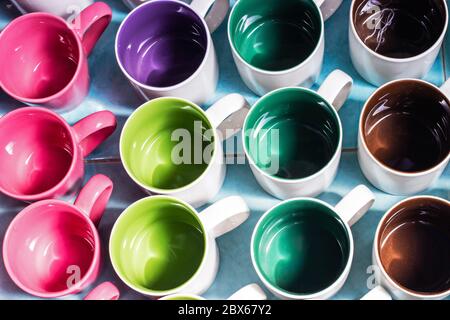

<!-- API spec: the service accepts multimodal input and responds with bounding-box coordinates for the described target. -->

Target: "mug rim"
[0,107,79,201]
[242,86,343,184]
[0,12,85,104]
[358,78,450,177]
[227,0,325,75]
[374,195,450,299]
[109,195,209,297]
[114,0,213,91]
[2,199,101,298]
[349,0,449,63]
[119,96,220,194]
[250,197,354,299]
[160,294,205,300]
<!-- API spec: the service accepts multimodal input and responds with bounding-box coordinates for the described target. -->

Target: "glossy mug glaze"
[0,2,112,110]
[0,107,116,202]
[10,0,93,18]
[3,175,113,298]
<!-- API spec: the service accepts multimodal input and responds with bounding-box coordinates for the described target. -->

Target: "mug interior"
[3,202,96,295]
[110,197,206,293]
[362,80,450,173]
[244,88,340,180]
[121,98,215,191]
[378,197,450,295]
[229,0,322,71]
[0,15,80,100]
[253,199,350,296]
[0,109,75,197]
[352,0,447,59]
[116,0,208,88]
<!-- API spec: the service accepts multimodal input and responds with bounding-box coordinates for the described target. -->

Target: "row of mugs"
[3,176,449,300]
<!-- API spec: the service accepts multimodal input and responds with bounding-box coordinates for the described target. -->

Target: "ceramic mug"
[122,0,147,10]
[84,282,120,300]
[252,185,375,300]
[0,107,117,202]
[160,284,267,300]
[0,2,112,110]
[110,195,250,297]
[358,78,450,195]
[10,0,93,18]
[362,196,450,300]
[3,175,113,298]
[120,94,249,208]
[349,0,449,86]
[115,0,229,105]
[228,0,343,96]
[242,70,353,199]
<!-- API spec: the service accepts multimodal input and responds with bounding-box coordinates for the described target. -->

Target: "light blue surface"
[0,0,449,300]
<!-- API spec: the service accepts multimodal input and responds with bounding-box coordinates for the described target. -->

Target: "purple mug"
[115,0,229,105]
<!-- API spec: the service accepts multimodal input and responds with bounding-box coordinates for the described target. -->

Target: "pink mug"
[0,2,112,110]
[2,174,113,298]
[0,107,116,202]
[84,282,120,300]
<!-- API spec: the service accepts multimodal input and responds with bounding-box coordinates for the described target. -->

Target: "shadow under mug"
[228,0,343,96]
[349,0,449,86]
[10,0,93,18]
[2,174,113,298]
[251,185,375,300]
[115,0,229,105]
[120,94,249,208]
[242,70,353,199]
[0,107,117,202]
[160,284,267,300]
[109,195,250,297]
[362,196,450,300]
[358,78,450,195]
[0,2,112,110]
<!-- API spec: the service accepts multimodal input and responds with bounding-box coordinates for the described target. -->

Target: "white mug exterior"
[243,70,353,200]
[10,0,93,18]
[357,79,450,195]
[348,0,449,86]
[161,283,267,300]
[251,185,375,300]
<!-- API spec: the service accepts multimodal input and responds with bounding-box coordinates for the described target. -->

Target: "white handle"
[313,0,343,21]
[440,78,450,99]
[334,185,375,227]
[227,284,267,300]
[199,196,250,238]
[205,93,250,141]
[361,286,392,300]
[317,69,353,111]
[191,0,230,33]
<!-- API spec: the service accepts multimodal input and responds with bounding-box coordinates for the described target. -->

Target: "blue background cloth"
[0,0,448,300]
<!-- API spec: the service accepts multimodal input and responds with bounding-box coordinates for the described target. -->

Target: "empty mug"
[10,0,93,18]
[0,107,117,202]
[2,174,113,298]
[115,0,230,105]
[0,2,112,110]
[109,195,250,297]
[160,284,267,300]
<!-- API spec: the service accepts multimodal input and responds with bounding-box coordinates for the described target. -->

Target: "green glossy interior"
[253,200,350,295]
[229,0,322,71]
[244,88,340,180]
[110,197,206,293]
[121,98,214,190]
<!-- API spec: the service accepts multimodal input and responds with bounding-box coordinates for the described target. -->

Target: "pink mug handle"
[72,110,117,157]
[84,282,120,300]
[74,174,113,226]
[71,2,112,56]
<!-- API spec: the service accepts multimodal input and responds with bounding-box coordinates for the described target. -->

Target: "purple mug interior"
[116,0,209,88]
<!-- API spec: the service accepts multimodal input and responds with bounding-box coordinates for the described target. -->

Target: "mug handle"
[71,2,112,56]
[317,69,353,111]
[191,0,230,33]
[334,185,375,227]
[72,110,117,157]
[227,284,267,300]
[313,0,343,21]
[440,78,450,98]
[199,196,250,238]
[361,286,392,300]
[84,282,120,300]
[205,94,250,141]
[74,174,114,226]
